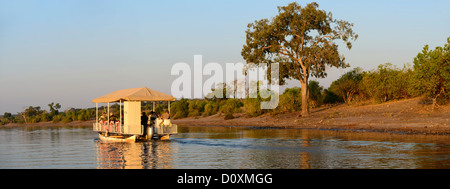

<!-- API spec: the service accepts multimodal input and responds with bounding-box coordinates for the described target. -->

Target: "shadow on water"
[94,126,450,169]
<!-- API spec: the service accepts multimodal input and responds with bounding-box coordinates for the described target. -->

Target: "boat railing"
[153,123,178,135]
[93,121,143,135]
[93,121,122,133]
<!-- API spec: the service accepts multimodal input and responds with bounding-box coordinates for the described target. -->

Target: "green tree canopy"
[413,36,450,109]
[329,67,364,104]
[241,2,357,116]
[48,102,61,116]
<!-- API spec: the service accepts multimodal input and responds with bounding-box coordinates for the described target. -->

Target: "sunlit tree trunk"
[301,80,309,117]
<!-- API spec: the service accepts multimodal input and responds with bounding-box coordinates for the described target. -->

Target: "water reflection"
[93,126,450,169]
[96,140,176,169]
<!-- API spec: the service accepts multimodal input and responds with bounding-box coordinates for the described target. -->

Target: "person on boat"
[161,110,171,126]
[109,112,117,122]
[99,112,107,121]
[149,111,157,125]
[141,112,149,135]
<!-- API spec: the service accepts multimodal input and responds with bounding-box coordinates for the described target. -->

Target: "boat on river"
[92,87,178,142]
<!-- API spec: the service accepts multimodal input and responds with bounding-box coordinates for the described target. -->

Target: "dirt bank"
[173,97,450,135]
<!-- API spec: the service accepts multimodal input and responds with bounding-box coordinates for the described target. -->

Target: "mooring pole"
[107,102,110,124]
[119,100,122,124]
[96,103,98,130]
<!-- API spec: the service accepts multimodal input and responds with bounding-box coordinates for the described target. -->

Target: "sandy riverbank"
[173,97,450,135]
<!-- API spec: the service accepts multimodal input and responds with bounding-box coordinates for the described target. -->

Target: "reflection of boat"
[92,87,178,142]
[95,137,175,169]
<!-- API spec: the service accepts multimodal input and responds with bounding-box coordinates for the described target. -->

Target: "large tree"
[241,2,357,116]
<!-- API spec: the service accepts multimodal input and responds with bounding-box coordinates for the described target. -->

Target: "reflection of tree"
[95,140,174,169]
[299,131,311,169]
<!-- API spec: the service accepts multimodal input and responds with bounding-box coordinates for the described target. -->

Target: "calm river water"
[0,125,448,169]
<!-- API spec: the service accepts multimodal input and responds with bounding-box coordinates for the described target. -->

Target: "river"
[0,125,448,169]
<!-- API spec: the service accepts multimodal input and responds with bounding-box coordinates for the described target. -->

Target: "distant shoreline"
[1,120,95,127]
[2,97,449,135]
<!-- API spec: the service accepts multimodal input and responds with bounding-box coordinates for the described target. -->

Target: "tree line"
[0,101,181,125]
[0,102,98,125]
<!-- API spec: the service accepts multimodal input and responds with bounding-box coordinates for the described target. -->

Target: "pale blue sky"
[0,0,449,113]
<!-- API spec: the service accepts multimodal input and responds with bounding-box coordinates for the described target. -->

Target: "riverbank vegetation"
[1,37,449,126]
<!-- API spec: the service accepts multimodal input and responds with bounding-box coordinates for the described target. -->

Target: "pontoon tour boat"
[92,87,178,142]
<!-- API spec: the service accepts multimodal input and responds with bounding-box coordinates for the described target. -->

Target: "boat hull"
[99,134,137,142]
[96,124,177,142]
[159,135,170,140]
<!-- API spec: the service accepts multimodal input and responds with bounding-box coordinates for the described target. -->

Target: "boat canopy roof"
[92,87,176,103]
